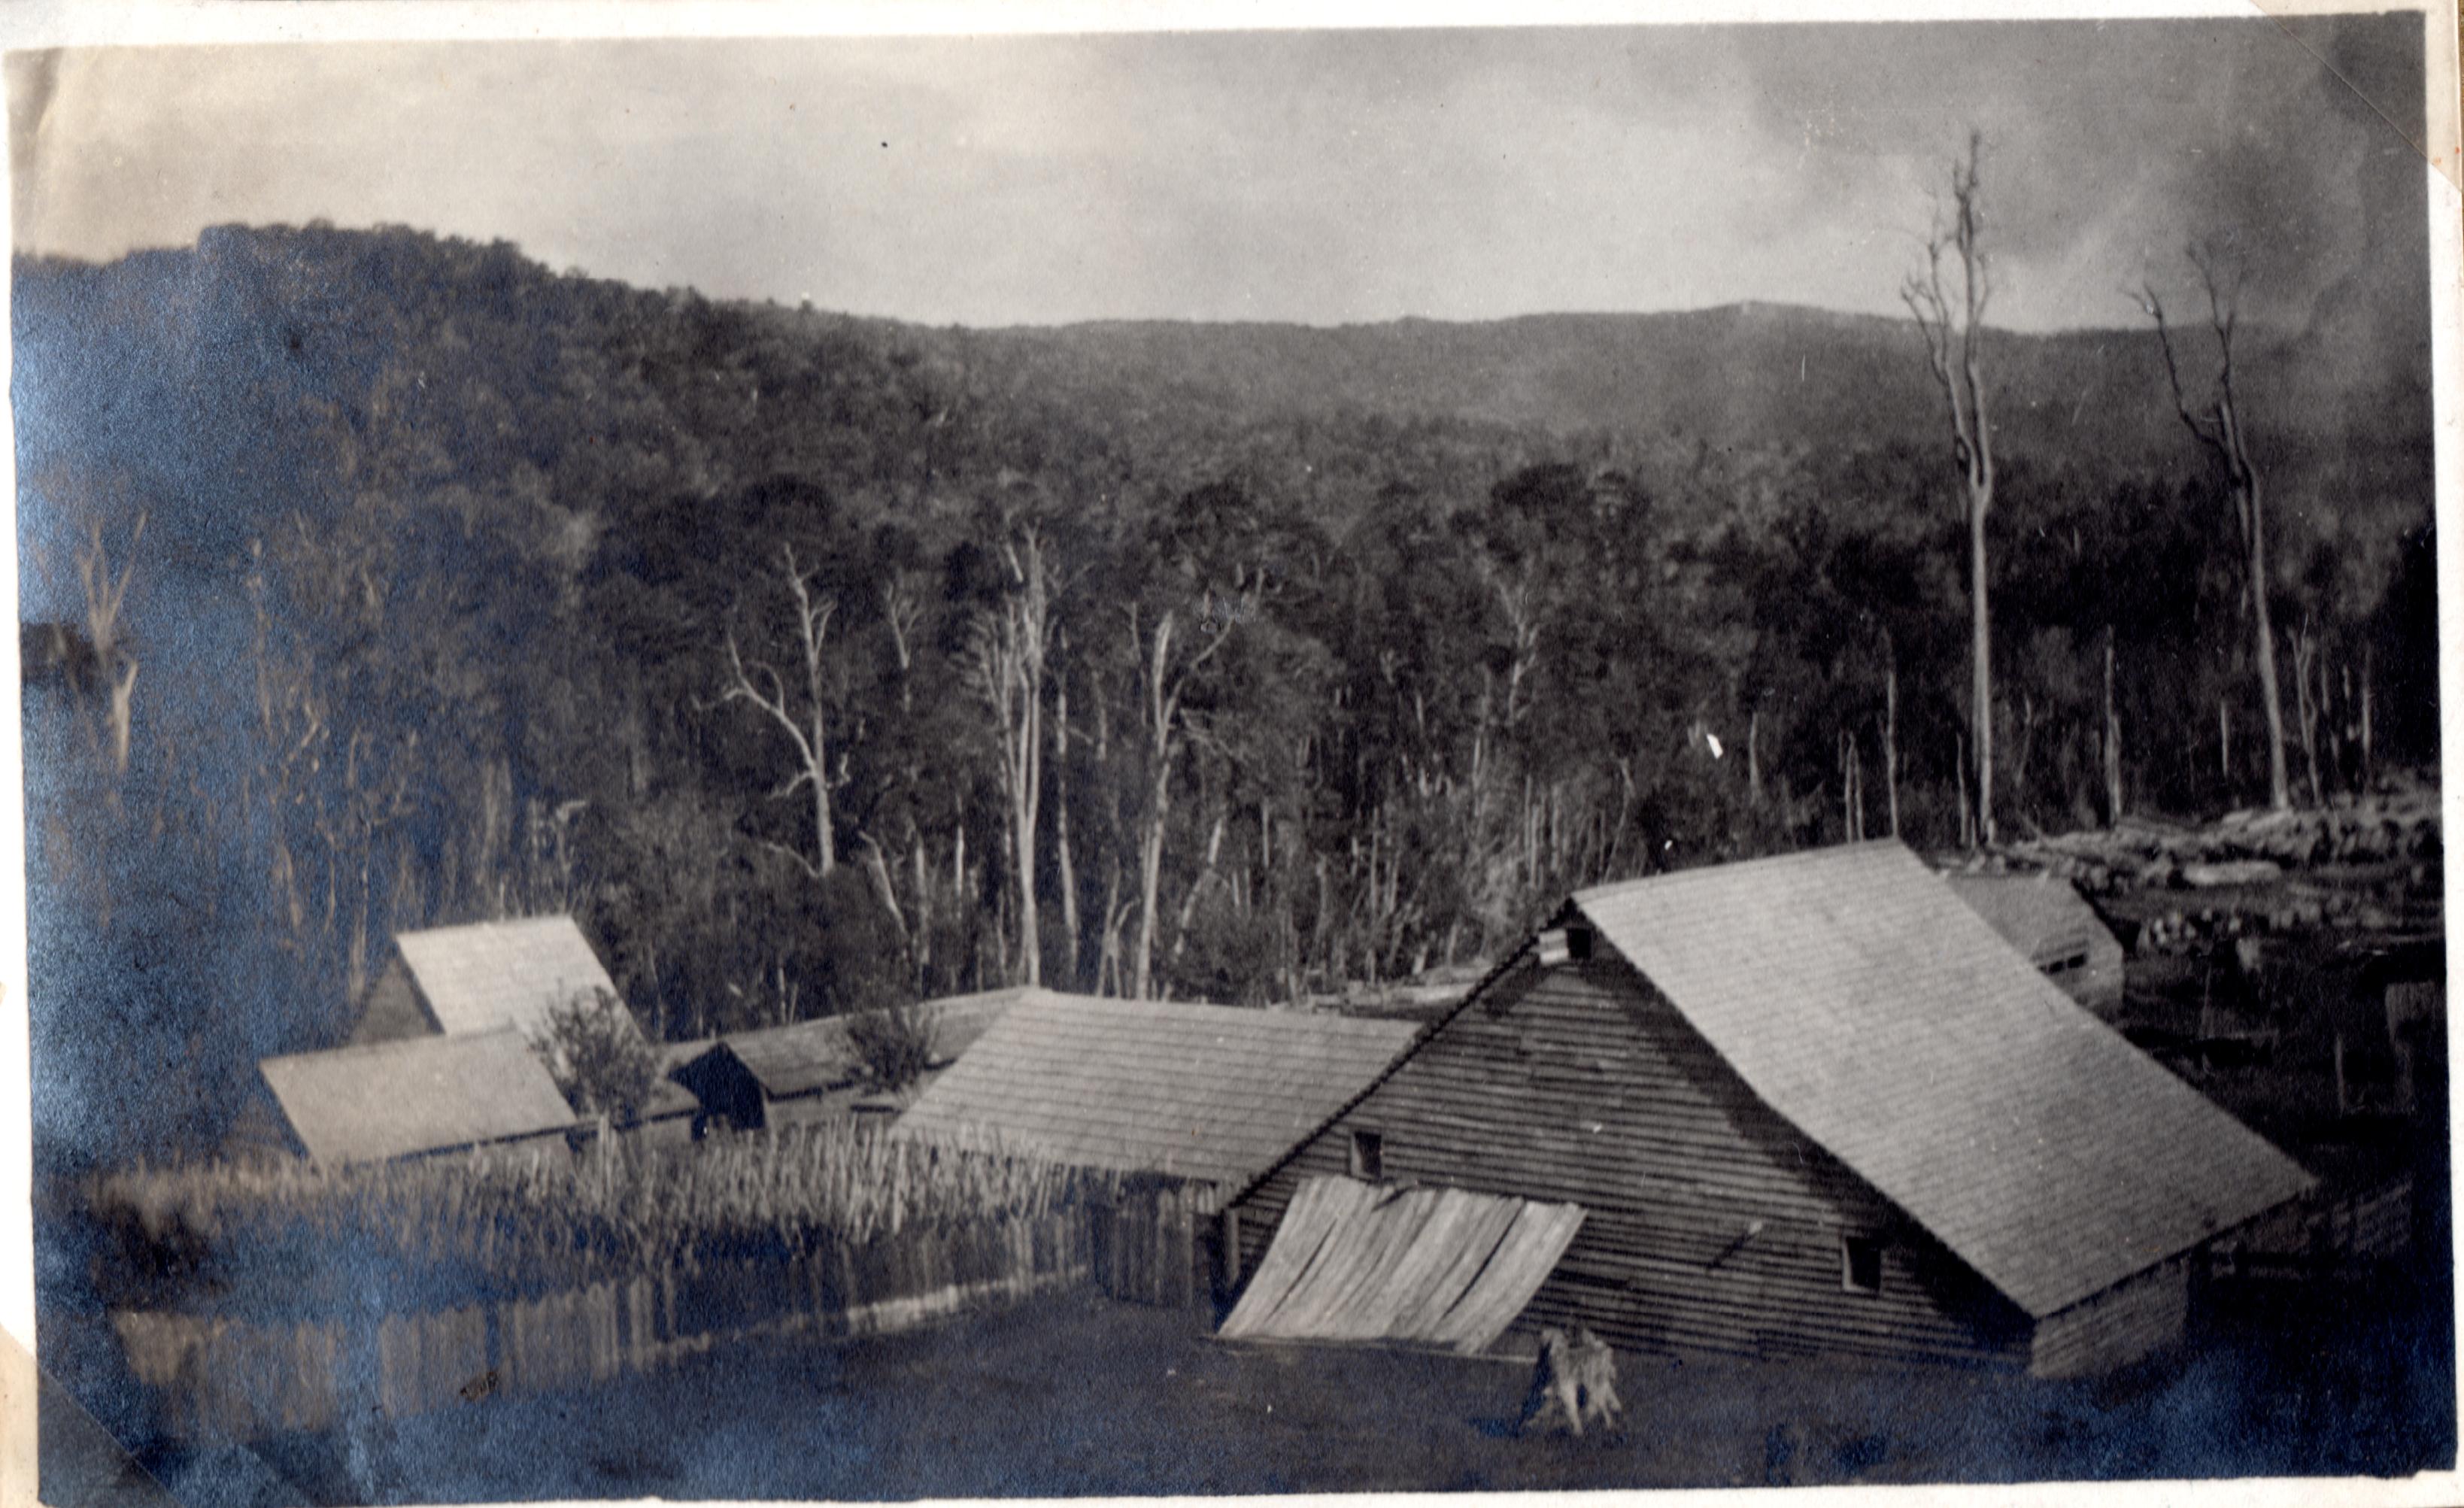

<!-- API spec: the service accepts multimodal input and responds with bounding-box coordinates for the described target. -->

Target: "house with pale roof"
[1226,840,2313,1376]
[893,992,1418,1208]
[348,915,622,1046]
[1944,869,2127,1015]
[256,1029,578,1167]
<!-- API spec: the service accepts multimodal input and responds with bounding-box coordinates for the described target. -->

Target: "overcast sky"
[6,16,2432,341]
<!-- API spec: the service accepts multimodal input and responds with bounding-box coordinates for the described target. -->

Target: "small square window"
[1841,1236,1883,1295]
[1349,1129,1385,1182]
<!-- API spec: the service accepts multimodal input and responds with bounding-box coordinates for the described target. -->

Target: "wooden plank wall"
[345,960,429,1045]
[1234,958,2034,1370]
[109,1210,1097,1440]
[2029,1255,2187,1378]
[1092,1182,1207,1309]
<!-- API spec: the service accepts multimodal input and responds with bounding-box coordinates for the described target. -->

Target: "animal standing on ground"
[1520,1325,1625,1437]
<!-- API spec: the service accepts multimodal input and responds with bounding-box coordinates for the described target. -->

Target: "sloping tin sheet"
[894,994,1418,1187]
[260,1028,577,1165]
[393,916,618,1039]
[1574,840,2314,1318]
[1220,1176,1585,1353]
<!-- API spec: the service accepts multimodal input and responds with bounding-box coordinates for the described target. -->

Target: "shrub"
[533,987,658,1127]
[845,1003,938,1092]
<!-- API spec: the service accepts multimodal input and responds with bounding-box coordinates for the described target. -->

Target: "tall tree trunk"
[2102,627,2124,826]
[1883,636,1901,838]
[2361,644,2374,782]
[1956,731,1974,849]
[1051,657,1079,988]
[1969,501,1995,843]
[1132,612,1176,1001]
[1904,132,1998,849]
[2291,618,2323,810]
[720,543,839,876]
[2247,489,2291,809]
[2143,249,2289,810]
[1168,810,1228,969]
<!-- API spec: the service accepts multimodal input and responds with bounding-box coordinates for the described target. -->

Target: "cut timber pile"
[1947,780,2443,951]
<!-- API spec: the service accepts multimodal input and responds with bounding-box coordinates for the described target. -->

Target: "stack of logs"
[1944,784,2441,951]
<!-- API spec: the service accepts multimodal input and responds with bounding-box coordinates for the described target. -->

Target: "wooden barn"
[347,915,621,1046]
[256,1028,579,1167]
[1227,841,2314,1377]
[892,993,1417,1208]
[1942,869,2127,1015]
[668,987,1023,1134]
[895,993,1419,1308]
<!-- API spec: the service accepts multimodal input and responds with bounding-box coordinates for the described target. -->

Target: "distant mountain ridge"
[927,295,2400,477]
[14,222,2431,563]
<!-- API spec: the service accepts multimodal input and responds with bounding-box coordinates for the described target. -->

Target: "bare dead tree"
[76,512,147,775]
[2137,247,2292,811]
[1050,638,1082,988]
[1903,131,1998,846]
[1128,598,1239,1000]
[963,523,1054,986]
[721,542,840,877]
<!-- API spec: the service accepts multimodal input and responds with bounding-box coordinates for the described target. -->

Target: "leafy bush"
[845,1003,938,1092]
[532,987,658,1127]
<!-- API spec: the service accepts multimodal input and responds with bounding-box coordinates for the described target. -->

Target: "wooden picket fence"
[1089,1180,1212,1310]
[112,1210,1094,1441]
[2205,1173,2416,1284]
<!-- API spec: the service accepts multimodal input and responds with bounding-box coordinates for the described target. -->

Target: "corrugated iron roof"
[1219,1176,1586,1353]
[393,916,618,1039]
[894,993,1419,1186]
[1573,840,2314,1318]
[718,989,1026,1100]
[259,1029,577,1166]
[1942,871,2115,962]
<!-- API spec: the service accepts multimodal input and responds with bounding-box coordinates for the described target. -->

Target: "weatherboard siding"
[1236,957,2032,1368]
[347,958,432,1045]
[2028,1254,2188,1378]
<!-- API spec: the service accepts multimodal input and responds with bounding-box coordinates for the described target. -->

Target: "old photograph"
[5,4,2456,1503]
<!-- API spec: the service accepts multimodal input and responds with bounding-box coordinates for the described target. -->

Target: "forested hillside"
[16,223,2437,1165]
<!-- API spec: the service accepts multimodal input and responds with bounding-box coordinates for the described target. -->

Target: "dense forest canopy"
[16,223,2437,1167]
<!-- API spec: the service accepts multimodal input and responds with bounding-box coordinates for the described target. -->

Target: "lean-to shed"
[892,993,1419,1210]
[347,915,621,1046]
[670,987,1023,1133]
[258,1028,578,1167]
[1229,840,2314,1376]
[1942,869,2127,1015]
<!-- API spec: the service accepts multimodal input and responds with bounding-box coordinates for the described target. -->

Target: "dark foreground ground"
[49,1249,2454,1506]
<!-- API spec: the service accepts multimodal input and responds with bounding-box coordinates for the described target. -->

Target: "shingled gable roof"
[259,1029,578,1166]
[1941,870,2119,963]
[893,993,1420,1187]
[718,987,1027,1100]
[393,915,619,1039]
[1570,839,2314,1318]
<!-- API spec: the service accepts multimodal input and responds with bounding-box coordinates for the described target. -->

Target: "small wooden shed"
[348,915,621,1046]
[893,993,1418,1208]
[1942,869,2127,1015]
[669,987,1022,1134]
[256,1028,578,1167]
[1230,841,2314,1376]
[894,993,1419,1307]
